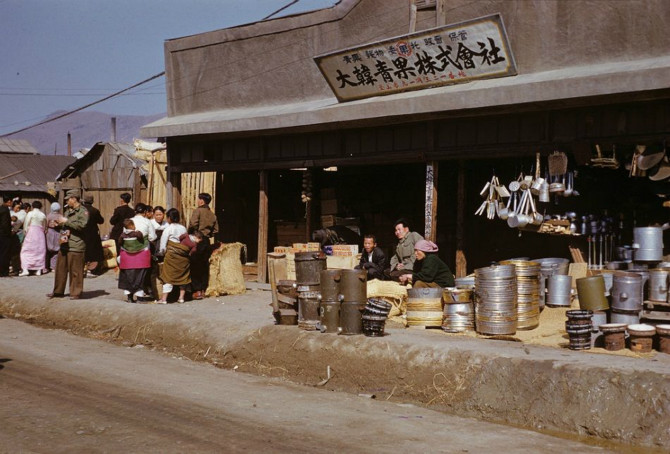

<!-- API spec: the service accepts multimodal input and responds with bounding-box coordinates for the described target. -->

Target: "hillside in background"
[8,111,165,155]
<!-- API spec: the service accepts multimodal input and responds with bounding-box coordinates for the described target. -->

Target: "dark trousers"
[0,235,10,276]
[190,241,211,292]
[53,250,85,297]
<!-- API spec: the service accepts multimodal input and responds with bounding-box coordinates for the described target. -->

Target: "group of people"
[355,218,455,289]
[0,190,219,304]
[110,191,218,303]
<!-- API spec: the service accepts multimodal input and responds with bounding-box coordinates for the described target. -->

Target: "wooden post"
[436,0,447,26]
[409,0,417,33]
[455,160,467,277]
[424,161,438,242]
[146,153,154,205]
[257,170,269,284]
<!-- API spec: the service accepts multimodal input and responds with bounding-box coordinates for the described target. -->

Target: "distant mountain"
[9,111,165,155]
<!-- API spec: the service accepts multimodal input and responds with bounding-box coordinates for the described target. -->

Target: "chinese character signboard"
[314,13,516,102]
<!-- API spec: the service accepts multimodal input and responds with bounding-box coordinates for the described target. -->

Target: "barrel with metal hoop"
[406,287,444,327]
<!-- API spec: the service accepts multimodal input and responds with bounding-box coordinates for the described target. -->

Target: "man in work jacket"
[387,218,424,281]
[48,190,89,300]
[188,192,219,300]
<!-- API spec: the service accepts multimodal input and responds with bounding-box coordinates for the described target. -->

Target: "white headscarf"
[50,202,61,213]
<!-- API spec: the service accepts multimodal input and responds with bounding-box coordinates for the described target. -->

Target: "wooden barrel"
[406,288,443,327]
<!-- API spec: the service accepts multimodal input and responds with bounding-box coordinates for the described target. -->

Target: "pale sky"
[0,0,337,135]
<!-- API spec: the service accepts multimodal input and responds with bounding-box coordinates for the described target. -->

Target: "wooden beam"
[257,170,269,284]
[436,0,447,26]
[424,161,438,242]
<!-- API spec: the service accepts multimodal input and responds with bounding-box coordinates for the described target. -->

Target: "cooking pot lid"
[637,147,666,170]
[648,157,670,181]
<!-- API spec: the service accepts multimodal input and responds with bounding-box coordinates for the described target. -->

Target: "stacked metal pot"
[362,298,392,336]
[294,252,327,331]
[442,287,475,333]
[474,264,517,335]
[501,260,541,330]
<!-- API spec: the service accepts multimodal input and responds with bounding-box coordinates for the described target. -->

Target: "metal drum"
[648,269,669,303]
[611,272,643,313]
[298,289,320,331]
[628,268,650,302]
[534,258,570,308]
[319,269,342,302]
[633,227,664,262]
[576,275,609,311]
[319,300,340,333]
[501,260,540,330]
[610,311,640,325]
[442,294,475,333]
[474,264,517,335]
[546,275,573,307]
[339,269,367,303]
[294,252,327,286]
[406,288,444,327]
[340,301,363,335]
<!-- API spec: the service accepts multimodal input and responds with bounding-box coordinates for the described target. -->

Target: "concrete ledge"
[1,274,669,449]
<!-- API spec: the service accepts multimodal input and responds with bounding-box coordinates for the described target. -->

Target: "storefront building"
[142,0,670,281]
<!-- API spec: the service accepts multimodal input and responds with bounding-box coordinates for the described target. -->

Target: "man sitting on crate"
[386,218,424,281]
[355,234,386,281]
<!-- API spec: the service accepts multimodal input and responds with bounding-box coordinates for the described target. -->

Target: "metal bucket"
[633,227,664,262]
[407,287,444,327]
[610,311,640,325]
[534,257,570,308]
[294,252,327,285]
[319,300,340,333]
[546,275,572,307]
[611,272,643,313]
[648,269,669,302]
[442,301,475,333]
[339,269,367,303]
[339,301,363,335]
[319,269,342,302]
[576,275,609,311]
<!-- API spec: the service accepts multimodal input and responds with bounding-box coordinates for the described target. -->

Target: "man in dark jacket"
[355,234,386,281]
[82,194,105,276]
[0,195,13,277]
[188,192,218,299]
[109,192,134,254]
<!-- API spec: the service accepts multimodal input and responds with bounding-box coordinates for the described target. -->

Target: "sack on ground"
[206,242,246,296]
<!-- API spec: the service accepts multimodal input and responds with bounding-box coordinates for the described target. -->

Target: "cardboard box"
[326,255,358,270]
[292,242,321,252]
[321,199,338,215]
[321,215,344,228]
[331,244,359,255]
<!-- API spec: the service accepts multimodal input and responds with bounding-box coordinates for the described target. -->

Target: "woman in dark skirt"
[118,219,151,303]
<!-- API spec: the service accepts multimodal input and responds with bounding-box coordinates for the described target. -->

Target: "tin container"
[442,302,475,333]
[610,272,643,313]
[294,251,327,286]
[339,269,367,303]
[339,301,363,335]
[319,269,342,302]
[546,275,572,307]
[319,300,340,333]
[632,227,664,262]
[576,275,609,311]
[648,269,669,303]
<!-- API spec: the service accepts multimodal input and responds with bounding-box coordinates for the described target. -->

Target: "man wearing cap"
[188,193,218,300]
[399,239,455,288]
[48,190,89,299]
[82,194,105,277]
[387,218,424,281]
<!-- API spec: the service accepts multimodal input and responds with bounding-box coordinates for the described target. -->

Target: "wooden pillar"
[424,161,438,242]
[257,170,269,284]
[455,160,467,277]
[409,0,417,33]
[436,0,447,26]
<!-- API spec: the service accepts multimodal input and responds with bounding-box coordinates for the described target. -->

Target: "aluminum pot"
[648,269,669,302]
[610,271,643,313]
[632,227,664,262]
[546,274,572,307]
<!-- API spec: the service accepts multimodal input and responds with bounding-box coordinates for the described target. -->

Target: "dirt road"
[0,318,618,453]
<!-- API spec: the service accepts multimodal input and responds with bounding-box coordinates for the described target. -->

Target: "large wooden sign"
[314,13,517,102]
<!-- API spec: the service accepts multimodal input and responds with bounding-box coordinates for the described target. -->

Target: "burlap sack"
[206,242,246,296]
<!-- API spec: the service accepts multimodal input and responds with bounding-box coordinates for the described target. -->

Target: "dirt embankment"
[1,283,669,450]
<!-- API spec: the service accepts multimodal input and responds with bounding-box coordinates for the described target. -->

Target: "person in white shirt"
[157,208,190,303]
[150,206,167,243]
[131,203,156,243]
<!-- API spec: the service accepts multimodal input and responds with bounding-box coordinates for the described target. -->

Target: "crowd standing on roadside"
[0,191,221,306]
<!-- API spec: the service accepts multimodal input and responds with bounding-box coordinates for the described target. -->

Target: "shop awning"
[141,55,670,139]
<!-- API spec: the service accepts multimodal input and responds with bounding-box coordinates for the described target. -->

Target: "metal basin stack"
[406,287,444,327]
[442,288,475,333]
[501,260,541,330]
[474,264,517,335]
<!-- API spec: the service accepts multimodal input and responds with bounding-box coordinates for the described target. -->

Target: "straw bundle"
[206,242,246,296]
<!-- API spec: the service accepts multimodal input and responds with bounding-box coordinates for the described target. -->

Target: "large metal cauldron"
[633,227,664,262]
[294,252,327,286]
[339,269,367,303]
[610,272,643,313]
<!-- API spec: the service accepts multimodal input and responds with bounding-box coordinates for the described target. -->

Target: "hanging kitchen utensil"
[548,151,568,177]
[637,144,665,170]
